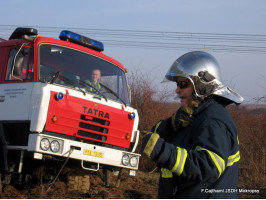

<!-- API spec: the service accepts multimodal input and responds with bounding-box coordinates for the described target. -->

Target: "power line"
[1,24,266,39]
[102,40,266,53]
[1,25,266,53]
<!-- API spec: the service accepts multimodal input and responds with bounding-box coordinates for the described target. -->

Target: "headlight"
[50,140,60,153]
[130,156,138,167]
[122,154,130,166]
[40,138,50,151]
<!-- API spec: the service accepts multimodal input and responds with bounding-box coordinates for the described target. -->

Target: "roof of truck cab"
[0,36,126,72]
[34,36,126,72]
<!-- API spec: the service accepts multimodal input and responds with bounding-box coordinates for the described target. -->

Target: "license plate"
[83,149,104,158]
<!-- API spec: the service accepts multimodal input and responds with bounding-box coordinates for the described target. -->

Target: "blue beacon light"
[59,30,104,52]
[55,92,64,101]
[60,30,81,40]
[129,112,136,120]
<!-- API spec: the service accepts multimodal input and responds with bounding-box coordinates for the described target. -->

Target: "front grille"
[79,122,108,133]
[77,130,107,141]
[78,115,109,141]
[80,115,110,126]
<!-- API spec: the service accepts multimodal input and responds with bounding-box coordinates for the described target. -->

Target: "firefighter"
[141,51,244,198]
[86,69,102,92]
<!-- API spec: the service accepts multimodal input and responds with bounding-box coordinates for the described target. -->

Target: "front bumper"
[25,133,141,171]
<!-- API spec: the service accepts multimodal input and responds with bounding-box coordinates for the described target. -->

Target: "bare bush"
[127,69,179,171]
[228,105,266,193]
[127,69,178,132]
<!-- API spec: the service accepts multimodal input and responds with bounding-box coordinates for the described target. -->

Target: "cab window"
[39,44,130,105]
[5,47,33,81]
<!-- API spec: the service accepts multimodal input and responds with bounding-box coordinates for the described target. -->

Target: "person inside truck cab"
[85,69,102,92]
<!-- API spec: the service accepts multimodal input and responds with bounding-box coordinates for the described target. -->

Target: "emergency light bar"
[59,30,104,52]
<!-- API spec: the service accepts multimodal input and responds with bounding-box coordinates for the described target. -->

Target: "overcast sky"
[1,0,266,104]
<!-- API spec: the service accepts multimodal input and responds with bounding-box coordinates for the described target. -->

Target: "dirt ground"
[1,171,264,199]
[0,169,159,199]
[0,166,264,199]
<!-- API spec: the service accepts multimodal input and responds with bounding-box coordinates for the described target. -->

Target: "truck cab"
[0,28,140,186]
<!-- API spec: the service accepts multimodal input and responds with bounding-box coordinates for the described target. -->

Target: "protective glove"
[171,104,198,131]
[141,131,164,160]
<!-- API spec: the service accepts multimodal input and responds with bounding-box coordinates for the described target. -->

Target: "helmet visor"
[162,60,191,83]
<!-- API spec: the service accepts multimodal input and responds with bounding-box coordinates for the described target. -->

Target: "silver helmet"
[164,51,244,104]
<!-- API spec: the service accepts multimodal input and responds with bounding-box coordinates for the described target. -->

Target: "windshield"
[38,44,130,105]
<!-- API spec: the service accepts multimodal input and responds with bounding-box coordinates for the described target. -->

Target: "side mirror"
[12,53,24,76]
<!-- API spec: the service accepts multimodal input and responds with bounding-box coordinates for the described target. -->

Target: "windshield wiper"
[99,82,127,107]
[49,72,86,96]
[49,71,60,84]
[79,80,108,101]
[60,75,86,96]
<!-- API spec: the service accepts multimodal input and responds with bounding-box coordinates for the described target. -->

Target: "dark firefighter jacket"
[153,98,240,198]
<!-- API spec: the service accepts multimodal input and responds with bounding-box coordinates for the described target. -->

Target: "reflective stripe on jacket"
[161,148,240,178]
[86,80,101,91]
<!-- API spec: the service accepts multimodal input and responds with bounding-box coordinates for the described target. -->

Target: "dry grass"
[228,106,266,198]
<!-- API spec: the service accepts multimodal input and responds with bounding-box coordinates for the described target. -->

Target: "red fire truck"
[0,27,140,190]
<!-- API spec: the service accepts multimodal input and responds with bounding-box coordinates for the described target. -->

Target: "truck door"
[0,45,35,121]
